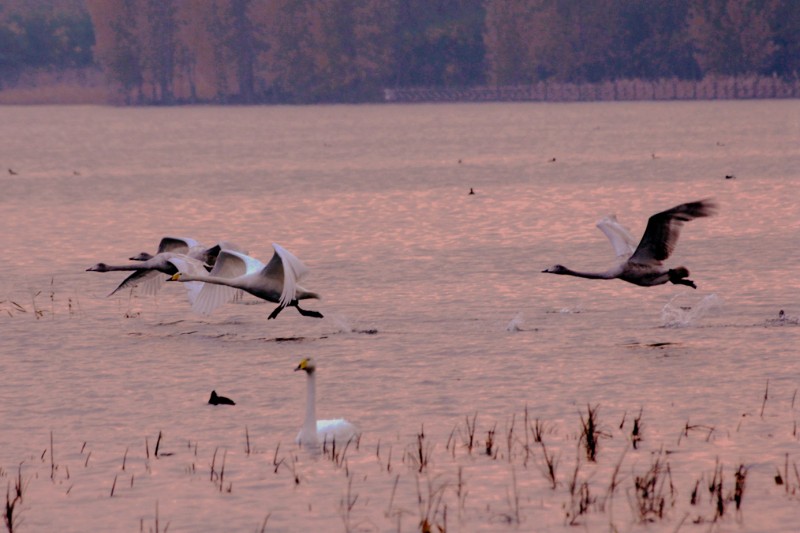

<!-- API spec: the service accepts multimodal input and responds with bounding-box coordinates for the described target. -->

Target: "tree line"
[2,0,799,104]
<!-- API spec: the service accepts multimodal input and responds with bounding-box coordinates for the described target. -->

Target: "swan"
[294,357,358,447]
[86,252,207,299]
[168,244,323,320]
[543,199,717,288]
[129,236,246,269]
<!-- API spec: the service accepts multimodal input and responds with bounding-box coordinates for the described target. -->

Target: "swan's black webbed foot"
[674,278,697,289]
[268,305,285,320]
[296,305,323,318]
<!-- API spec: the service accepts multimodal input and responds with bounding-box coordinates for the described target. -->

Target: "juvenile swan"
[129,236,246,270]
[295,357,358,447]
[86,252,206,299]
[543,199,717,289]
[168,244,323,320]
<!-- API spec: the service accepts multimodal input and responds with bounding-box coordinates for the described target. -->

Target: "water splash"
[661,293,723,328]
[764,309,799,327]
[506,312,524,332]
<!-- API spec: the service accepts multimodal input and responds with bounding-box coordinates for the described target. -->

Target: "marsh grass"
[3,465,24,533]
[4,400,796,531]
[630,449,674,522]
[579,404,609,462]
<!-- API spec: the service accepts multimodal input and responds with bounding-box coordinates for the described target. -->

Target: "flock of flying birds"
[87,237,323,321]
[85,198,717,446]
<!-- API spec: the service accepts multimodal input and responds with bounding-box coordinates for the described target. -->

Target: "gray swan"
[86,252,206,299]
[168,244,323,320]
[543,199,717,289]
[129,236,246,269]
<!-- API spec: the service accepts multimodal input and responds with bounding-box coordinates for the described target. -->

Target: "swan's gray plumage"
[129,236,246,269]
[87,252,207,299]
[543,199,717,289]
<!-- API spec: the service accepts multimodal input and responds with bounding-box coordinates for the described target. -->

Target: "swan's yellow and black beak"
[168,273,182,282]
[295,358,310,372]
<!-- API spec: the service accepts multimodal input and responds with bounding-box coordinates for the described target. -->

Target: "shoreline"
[2,71,798,105]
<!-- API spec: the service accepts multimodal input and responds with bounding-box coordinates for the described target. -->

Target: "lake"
[1,100,798,532]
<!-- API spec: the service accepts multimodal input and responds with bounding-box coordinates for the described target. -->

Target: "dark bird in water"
[543,199,717,289]
[168,244,323,320]
[8,168,18,175]
[548,157,557,163]
[725,174,736,180]
[209,390,235,405]
[468,187,475,195]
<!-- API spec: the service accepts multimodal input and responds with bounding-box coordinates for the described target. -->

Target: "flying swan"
[86,251,207,300]
[168,244,323,320]
[129,236,247,269]
[294,357,358,447]
[543,199,717,288]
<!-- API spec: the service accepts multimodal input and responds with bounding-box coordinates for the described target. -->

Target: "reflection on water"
[0,101,799,531]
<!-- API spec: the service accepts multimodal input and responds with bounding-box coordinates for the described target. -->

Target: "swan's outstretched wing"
[157,236,199,254]
[629,199,718,265]
[109,269,161,296]
[196,241,248,268]
[596,215,637,259]
[167,256,209,305]
[192,250,262,315]
[264,243,310,307]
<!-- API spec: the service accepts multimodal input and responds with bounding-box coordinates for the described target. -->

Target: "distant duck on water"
[208,390,235,405]
[543,199,717,289]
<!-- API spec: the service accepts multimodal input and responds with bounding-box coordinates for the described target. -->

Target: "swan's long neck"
[558,266,616,280]
[179,272,239,288]
[97,264,141,272]
[303,371,318,444]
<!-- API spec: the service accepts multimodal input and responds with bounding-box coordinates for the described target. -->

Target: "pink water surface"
[1,101,799,531]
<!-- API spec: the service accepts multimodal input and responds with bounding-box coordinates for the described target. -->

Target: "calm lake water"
[1,101,799,532]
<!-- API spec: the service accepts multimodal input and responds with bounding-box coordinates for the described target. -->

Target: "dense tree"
[389,0,486,88]
[0,6,94,86]
[6,0,799,103]
[483,0,538,85]
[688,0,778,75]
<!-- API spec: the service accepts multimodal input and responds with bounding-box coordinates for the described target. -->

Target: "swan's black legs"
[268,303,324,319]
[296,305,324,318]
[268,305,285,320]
[668,267,696,289]
[673,278,697,289]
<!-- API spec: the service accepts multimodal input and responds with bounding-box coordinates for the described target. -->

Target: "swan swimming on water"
[294,357,358,447]
[168,244,323,320]
[543,199,717,289]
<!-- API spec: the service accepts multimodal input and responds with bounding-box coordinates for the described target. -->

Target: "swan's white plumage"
[596,215,637,259]
[179,244,316,316]
[295,357,358,447]
[189,250,259,315]
[271,243,309,308]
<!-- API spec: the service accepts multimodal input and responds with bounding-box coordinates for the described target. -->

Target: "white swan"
[86,252,207,300]
[543,199,717,288]
[168,244,323,320]
[294,357,358,447]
